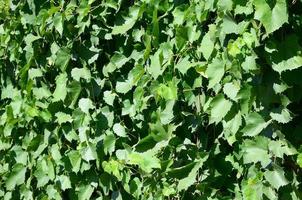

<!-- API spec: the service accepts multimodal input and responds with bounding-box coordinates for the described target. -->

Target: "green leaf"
[264,166,289,190]
[223,82,240,101]
[253,0,288,34]
[223,112,242,145]
[270,108,292,124]
[103,91,116,106]
[103,53,130,76]
[128,150,161,173]
[5,164,26,190]
[175,56,193,75]
[53,13,64,36]
[297,153,302,168]
[68,150,82,173]
[53,73,68,102]
[241,113,270,137]
[113,123,127,137]
[157,79,178,101]
[149,50,163,80]
[55,48,71,71]
[78,98,94,114]
[115,80,132,94]
[200,32,214,60]
[209,94,232,124]
[55,112,73,124]
[104,132,116,155]
[81,143,97,161]
[206,58,225,88]
[71,67,91,81]
[242,136,271,167]
[112,6,141,35]
[58,175,72,191]
[160,100,175,125]
[177,156,208,191]
[242,55,258,72]
[77,184,94,200]
[272,55,302,73]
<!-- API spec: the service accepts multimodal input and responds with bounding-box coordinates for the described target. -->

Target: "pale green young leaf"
[112,6,141,35]
[71,67,91,81]
[264,166,289,190]
[116,80,132,94]
[149,50,163,80]
[223,82,240,101]
[5,164,26,190]
[53,73,68,102]
[53,13,64,36]
[113,123,127,137]
[241,113,269,137]
[209,94,232,124]
[58,175,72,191]
[177,157,208,191]
[297,153,302,168]
[242,137,271,167]
[272,55,302,73]
[103,91,116,106]
[200,32,214,60]
[270,108,292,124]
[206,58,225,88]
[55,112,73,124]
[253,0,288,34]
[174,56,192,75]
[78,98,94,114]
[128,151,161,173]
[55,48,70,71]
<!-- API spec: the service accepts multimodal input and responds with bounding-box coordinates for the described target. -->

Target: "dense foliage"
[1,0,302,199]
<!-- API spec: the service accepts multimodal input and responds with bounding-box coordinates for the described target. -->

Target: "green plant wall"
[1,0,302,199]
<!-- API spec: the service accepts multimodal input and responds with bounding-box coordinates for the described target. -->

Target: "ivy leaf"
[209,94,232,124]
[206,58,225,88]
[241,113,270,137]
[253,0,288,34]
[81,143,97,162]
[160,100,175,125]
[103,53,129,76]
[5,164,26,190]
[104,132,116,155]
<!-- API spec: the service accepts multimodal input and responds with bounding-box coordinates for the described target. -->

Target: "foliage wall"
[1,0,302,199]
